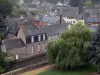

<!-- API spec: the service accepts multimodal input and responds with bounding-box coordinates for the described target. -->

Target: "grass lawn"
[37,65,98,75]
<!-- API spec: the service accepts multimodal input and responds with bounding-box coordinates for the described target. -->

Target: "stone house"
[2,19,69,60]
[2,39,27,60]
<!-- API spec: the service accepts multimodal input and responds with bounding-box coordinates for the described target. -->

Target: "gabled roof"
[24,23,69,36]
[84,7,100,17]
[2,39,26,49]
[56,7,79,18]
[61,7,79,17]
[23,24,37,36]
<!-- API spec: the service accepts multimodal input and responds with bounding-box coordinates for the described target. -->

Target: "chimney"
[20,24,24,31]
[17,24,26,44]
[35,20,41,28]
[60,15,62,24]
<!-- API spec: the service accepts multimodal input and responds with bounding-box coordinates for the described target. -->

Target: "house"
[56,6,79,18]
[2,23,69,60]
[6,16,48,39]
[40,16,59,25]
[63,17,84,25]
[40,15,67,25]
[2,39,27,60]
[20,0,40,11]
[86,17,100,26]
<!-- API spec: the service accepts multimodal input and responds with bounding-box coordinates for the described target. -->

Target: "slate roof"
[24,23,68,36]
[6,17,37,38]
[23,24,37,36]
[86,17,100,23]
[62,7,79,17]
[2,39,26,49]
[84,7,100,17]
[6,19,19,34]
[56,7,79,18]
[41,16,59,24]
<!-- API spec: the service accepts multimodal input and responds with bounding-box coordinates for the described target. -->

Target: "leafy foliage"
[0,52,7,73]
[88,26,100,74]
[47,23,92,70]
[0,0,12,19]
[0,0,12,73]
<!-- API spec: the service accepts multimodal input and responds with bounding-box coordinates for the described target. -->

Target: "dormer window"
[38,35,41,41]
[16,55,19,60]
[31,36,34,43]
[43,34,45,40]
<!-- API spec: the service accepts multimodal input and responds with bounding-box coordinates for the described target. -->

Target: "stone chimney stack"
[17,24,26,44]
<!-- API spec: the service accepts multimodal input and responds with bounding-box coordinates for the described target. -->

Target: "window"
[16,55,19,60]
[43,34,45,40]
[31,47,34,53]
[31,36,34,43]
[38,45,40,51]
[38,35,41,41]
[73,21,75,23]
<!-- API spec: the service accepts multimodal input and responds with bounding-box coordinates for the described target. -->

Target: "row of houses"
[2,1,100,61]
[2,23,69,60]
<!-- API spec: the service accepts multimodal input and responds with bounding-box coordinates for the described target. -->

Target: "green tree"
[0,52,7,73]
[88,26,100,74]
[0,0,12,19]
[0,0,12,73]
[47,23,92,70]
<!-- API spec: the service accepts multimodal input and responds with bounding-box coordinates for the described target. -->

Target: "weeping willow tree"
[47,23,92,70]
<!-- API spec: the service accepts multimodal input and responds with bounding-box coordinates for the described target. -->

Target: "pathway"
[19,65,51,75]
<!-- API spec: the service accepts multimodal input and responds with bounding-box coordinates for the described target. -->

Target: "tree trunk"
[98,63,100,74]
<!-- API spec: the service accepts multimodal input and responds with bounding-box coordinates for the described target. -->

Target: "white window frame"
[43,34,45,40]
[31,36,34,43]
[38,35,41,41]
[16,55,19,60]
